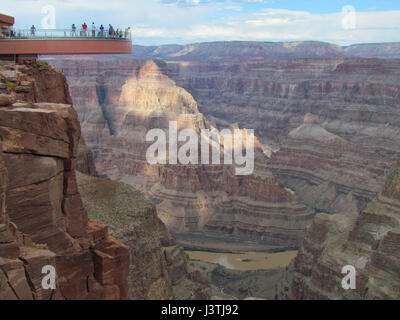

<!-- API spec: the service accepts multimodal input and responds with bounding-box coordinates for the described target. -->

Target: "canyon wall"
[48,58,314,247]
[133,41,400,300]
[47,47,400,221]
[279,157,400,300]
[164,56,400,214]
[268,113,387,213]
[0,62,129,300]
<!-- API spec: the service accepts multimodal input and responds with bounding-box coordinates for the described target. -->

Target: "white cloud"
[134,28,167,37]
[225,6,243,11]
[245,18,291,26]
[173,8,400,45]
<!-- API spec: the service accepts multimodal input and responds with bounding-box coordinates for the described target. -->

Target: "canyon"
[37,40,400,300]
[0,61,209,300]
[48,57,314,248]
[47,43,400,249]
[161,52,400,214]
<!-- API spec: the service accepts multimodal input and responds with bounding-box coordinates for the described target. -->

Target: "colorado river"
[187,250,298,271]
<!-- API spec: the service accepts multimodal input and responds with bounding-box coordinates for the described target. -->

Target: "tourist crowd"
[1,23,131,39]
[71,22,131,39]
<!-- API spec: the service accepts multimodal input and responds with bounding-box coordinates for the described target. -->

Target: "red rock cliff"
[0,62,129,300]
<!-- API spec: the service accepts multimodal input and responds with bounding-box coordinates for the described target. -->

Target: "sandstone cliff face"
[0,62,72,105]
[48,58,314,247]
[76,172,211,300]
[164,57,400,214]
[0,62,129,300]
[280,158,400,300]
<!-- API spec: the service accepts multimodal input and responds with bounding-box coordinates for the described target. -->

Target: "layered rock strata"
[268,113,389,213]
[0,62,129,300]
[163,57,400,213]
[279,157,400,300]
[48,58,314,247]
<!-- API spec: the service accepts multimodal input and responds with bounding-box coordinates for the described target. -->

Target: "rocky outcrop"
[0,62,129,300]
[48,58,314,247]
[279,157,400,300]
[0,62,72,105]
[76,171,211,300]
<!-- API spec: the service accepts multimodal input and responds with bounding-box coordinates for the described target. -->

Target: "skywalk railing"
[0,28,132,40]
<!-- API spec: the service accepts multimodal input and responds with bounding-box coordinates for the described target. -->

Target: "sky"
[2,0,400,46]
